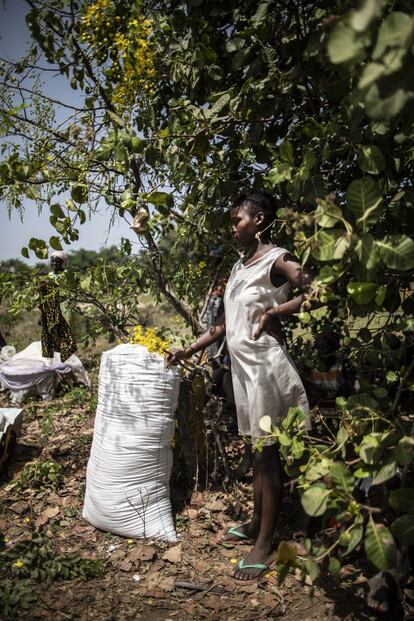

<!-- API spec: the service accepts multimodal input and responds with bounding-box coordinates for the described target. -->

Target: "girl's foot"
[232,544,274,583]
[220,520,260,543]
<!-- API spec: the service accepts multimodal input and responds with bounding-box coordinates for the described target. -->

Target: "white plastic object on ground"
[0,408,23,438]
[0,346,16,362]
[83,343,181,542]
[0,341,90,403]
[0,408,23,469]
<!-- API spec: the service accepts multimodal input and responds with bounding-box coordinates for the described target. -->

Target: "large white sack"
[83,343,181,541]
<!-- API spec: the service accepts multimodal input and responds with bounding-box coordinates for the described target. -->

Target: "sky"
[0,0,131,264]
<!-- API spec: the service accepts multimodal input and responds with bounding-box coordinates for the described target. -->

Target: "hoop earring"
[255,217,278,241]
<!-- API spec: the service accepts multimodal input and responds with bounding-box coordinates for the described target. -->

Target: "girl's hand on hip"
[252,309,284,344]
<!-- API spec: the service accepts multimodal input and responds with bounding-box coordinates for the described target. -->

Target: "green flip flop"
[232,558,275,585]
[220,525,254,545]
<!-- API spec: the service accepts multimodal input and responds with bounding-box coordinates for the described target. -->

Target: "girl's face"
[230,206,263,247]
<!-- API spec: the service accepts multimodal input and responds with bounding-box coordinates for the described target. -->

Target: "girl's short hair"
[232,190,278,230]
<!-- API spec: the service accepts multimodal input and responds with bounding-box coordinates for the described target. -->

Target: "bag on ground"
[83,344,181,541]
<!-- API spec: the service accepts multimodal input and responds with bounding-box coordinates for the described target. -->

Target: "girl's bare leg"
[233,444,283,581]
[222,447,262,540]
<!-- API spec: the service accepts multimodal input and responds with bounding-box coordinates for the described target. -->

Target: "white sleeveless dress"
[223,246,309,442]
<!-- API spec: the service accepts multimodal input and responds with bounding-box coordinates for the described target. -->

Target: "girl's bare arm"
[166,314,226,365]
[253,254,321,340]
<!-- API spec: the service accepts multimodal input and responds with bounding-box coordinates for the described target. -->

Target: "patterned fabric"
[40,280,76,362]
[202,294,225,362]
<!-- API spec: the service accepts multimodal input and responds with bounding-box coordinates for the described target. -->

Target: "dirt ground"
[0,346,399,621]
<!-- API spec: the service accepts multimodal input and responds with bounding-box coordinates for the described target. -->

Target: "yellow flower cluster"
[13,560,24,568]
[80,0,156,109]
[187,260,207,280]
[130,325,170,355]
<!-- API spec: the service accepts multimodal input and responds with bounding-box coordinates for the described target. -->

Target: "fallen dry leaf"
[203,594,222,613]
[110,549,127,564]
[162,544,182,564]
[186,508,198,520]
[9,500,29,514]
[127,544,156,563]
[204,499,226,512]
[237,583,258,594]
[35,506,59,527]
[146,572,175,592]
[118,558,132,572]
[190,490,204,507]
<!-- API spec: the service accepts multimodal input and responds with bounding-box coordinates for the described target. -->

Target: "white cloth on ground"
[83,344,181,542]
[0,341,90,403]
[224,245,310,440]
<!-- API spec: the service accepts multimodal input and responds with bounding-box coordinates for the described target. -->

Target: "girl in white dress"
[168,190,317,584]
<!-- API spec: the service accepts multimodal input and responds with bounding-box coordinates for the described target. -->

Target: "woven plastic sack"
[83,344,181,541]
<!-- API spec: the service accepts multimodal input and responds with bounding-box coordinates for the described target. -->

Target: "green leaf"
[108,109,125,127]
[386,371,398,383]
[302,558,320,583]
[357,146,385,174]
[65,199,78,212]
[276,540,297,564]
[391,514,414,546]
[71,185,88,205]
[226,37,245,54]
[350,0,383,33]
[327,22,365,65]
[346,178,383,229]
[358,433,382,465]
[142,191,173,208]
[279,432,292,447]
[364,80,414,121]
[347,392,378,410]
[279,140,294,163]
[209,93,230,117]
[259,415,272,433]
[80,276,91,292]
[302,175,327,204]
[365,517,397,570]
[282,406,307,431]
[21,246,29,259]
[28,237,48,260]
[354,466,374,478]
[389,489,414,513]
[359,62,386,90]
[314,203,343,228]
[49,236,62,251]
[372,460,397,485]
[330,462,355,495]
[267,162,292,185]
[50,203,65,218]
[347,281,378,305]
[376,235,414,271]
[375,285,386,305]
[131,136,145,153]
[95,145,112,161]
[342,516,364,557]
[301,485,330,517]
[274,562,288,584]
[311,230,350,261]
[395,436,414,466]
[251,0,271,27]
[328,557,341,577]
[372,12,414,60]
